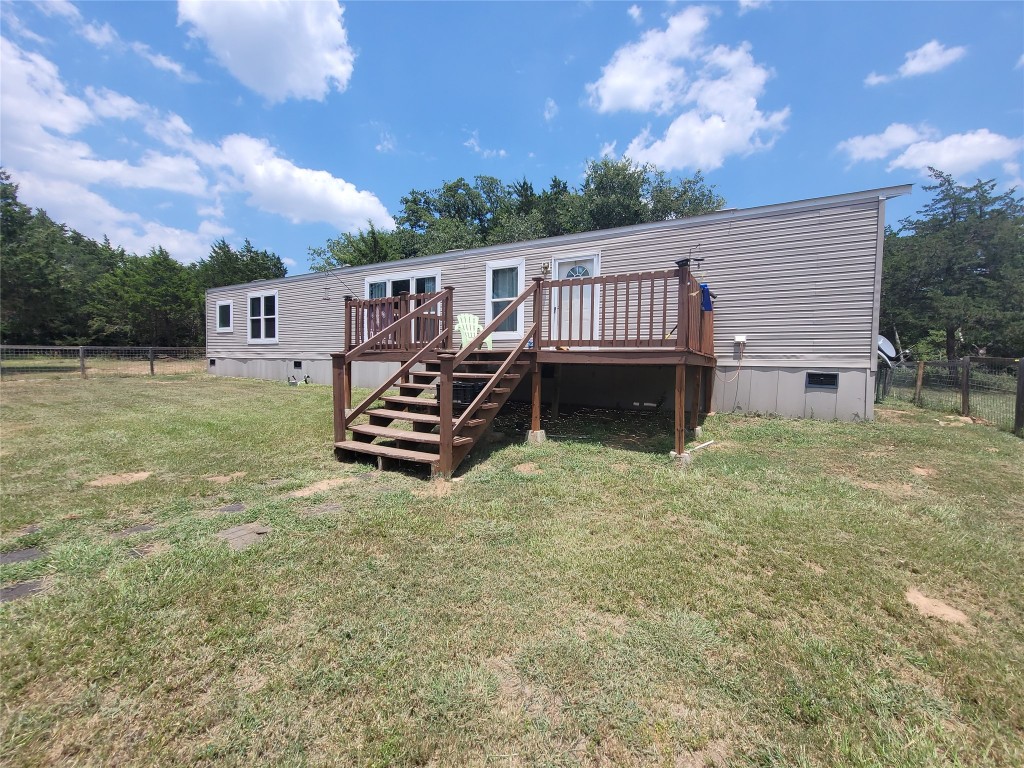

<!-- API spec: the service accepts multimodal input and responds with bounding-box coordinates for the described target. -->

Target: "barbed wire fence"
[879,356,1022,435]
[0,346,207,380]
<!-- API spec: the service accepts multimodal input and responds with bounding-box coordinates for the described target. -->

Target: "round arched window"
[565,264,591,278]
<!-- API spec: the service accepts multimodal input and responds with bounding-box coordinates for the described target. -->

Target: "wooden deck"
[332,258,716,476]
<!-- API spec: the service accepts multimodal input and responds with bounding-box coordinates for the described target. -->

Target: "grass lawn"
[1,375,1022,767]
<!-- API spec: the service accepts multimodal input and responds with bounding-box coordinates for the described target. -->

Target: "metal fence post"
[149,347,155,376]
[1014,358,1024,436]
[79,346,86,379]
[914,361,925,406]
[960,356,971,418]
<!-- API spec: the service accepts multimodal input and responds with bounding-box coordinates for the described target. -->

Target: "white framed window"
[364,269,441,299]
[215,300,233,333]
[485,257,525,340]
[247,290,278,344]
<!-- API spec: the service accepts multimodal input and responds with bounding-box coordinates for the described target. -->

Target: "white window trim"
[550,251,601,280]
[215,300,233,333]
[485,257,526,341]
[247,289,279,345]
[363,268,442,298]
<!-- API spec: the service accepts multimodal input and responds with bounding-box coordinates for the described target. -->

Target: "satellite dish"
[877,335,897,360]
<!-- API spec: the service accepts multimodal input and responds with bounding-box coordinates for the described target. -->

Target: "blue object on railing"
[700,283,713,311]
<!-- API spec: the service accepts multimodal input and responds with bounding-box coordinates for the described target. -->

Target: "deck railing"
[345,289,454,354]
[341,259,714,358]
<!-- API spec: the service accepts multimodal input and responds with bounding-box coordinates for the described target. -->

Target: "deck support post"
[528,357,546,443]
[674,364,687,456]
[437,352,455,476]
[692,365,703,431]
[675,258,691,352]
[332,352,347,443]
[551,363,562,420]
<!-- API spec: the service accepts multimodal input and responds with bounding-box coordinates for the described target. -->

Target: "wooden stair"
[335,349,532,476]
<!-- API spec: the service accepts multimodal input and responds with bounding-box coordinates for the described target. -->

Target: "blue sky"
[2,1,1021,272]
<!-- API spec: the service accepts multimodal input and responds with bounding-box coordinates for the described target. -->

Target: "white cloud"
[627,5,643,24]
[81,21,117,47]
[543,97,559,122]
[2,37,392,261]
[1004,162,1023,191]
[1017,53,1024,69]
[592,11,789,173]
[178,0,354,103]
[15,171,221,263]
[586,5,710,115]
[886,129,1023,177]
[738,0,768,14]
[85,86,146,120]
[463,130,507,159]
[375,130,395,153]
[34,0,81,22]
[129,42,197,82]
[214,134,393,230]
[2,7,47,43]
[837,122,1024,180]
[836,123,938,163]
[599,140,617,158]
[865,40,966,86]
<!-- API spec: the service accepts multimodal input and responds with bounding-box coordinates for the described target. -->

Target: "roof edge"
[206,183,914,295]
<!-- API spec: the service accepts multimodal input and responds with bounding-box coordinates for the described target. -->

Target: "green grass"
[1,375,1022,767]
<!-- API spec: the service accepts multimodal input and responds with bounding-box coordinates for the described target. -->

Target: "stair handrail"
[453,320,538,433]
[348,289,451,359]
[342,326,451,430]
[452,282,539,367]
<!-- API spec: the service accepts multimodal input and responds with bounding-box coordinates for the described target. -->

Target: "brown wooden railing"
[540,259,712,355]
[340,261,713,358]
[345,289,453,354]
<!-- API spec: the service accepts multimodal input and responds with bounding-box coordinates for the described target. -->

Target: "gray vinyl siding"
[206,185,906,419]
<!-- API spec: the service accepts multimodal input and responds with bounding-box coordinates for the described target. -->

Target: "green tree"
[90,247,201,346]
[881,168,1024,359]
[309,157,725,272]
[192,238,287,291]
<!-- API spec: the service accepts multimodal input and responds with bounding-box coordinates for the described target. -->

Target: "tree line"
[881,168,1023,359]
[0,170,286,347]
[308,158,726,269]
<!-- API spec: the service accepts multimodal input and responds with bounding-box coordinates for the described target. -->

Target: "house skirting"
[207,357,873,421]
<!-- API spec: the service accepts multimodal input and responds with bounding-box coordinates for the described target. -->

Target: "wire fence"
[879,356,1022,435]
[0,346,207,380]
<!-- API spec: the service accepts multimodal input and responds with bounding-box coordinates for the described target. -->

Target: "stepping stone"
[111,523,157,539]
[216,503,246,513]
[1,579,44,603]
[0,547,43,566]
[215,523,271,552]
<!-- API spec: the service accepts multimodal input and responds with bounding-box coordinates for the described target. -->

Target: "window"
[248,290,278,344]
[216,300,233,332]
[364,270,441,299]
[485,258,525,339]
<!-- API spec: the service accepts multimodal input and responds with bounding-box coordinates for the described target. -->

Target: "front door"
[551,256,598,343]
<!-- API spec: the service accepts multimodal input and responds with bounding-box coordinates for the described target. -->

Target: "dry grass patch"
[85,471,151,487]
[286,477,355,498]
[513,462,543,475]
[205,471,246,484]
[906,588,971,626]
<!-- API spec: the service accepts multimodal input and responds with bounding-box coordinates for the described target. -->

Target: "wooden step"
[366,408,484,427]
[382,395,439,408]
[397,382,436,391]
[350,425,472,447]
[335,441,439,465]
[450,372,522,380]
